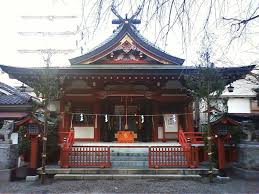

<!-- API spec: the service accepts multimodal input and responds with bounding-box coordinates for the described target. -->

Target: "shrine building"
[0,8,254,170]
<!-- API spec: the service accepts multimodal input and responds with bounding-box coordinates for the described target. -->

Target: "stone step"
[111,152,148,157]
[69,152,149,157]
[38,167,219,175]
[54,174,202,180]
[69,156,186,161]
[111,161,148,168]
[111,156,148,161]
[111,148,148,153]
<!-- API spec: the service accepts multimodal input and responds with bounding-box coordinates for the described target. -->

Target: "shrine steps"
[111,148,148,168]
[38,167,218,180]
[54,174,202,180]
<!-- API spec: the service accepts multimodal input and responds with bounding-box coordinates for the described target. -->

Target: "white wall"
[227,98,251,113]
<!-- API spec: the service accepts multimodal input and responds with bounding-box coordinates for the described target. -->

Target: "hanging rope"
[65,112,195,117]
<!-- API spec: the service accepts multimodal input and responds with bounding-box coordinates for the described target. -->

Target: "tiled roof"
[221,77,258,98]
[0,64,255,84]
[0,82,32,105]
[69,23,185,65]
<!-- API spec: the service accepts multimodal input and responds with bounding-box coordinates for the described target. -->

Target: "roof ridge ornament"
[111,2,144,27]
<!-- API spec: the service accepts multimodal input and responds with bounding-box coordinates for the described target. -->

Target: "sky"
[0,0,258,86]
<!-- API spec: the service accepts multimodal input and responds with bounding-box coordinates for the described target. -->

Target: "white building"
[198,69,259,126]
[222,70,259,114]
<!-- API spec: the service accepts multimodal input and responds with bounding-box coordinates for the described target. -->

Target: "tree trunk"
[207,97,213,183]
[41,104,48,184]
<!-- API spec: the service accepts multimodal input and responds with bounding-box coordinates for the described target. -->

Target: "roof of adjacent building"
[0,82,32,105]
[69,21,185,65]
[221,65,259,98]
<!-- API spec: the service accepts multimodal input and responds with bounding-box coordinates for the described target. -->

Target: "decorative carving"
[111,2,143,26]
[114,39,137,53]
[115,53,137,61]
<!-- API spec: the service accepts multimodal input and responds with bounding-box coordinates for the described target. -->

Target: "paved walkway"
[0,177,258,193]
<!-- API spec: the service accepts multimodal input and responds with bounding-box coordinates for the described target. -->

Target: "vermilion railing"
[148,146,190,168]
[60,130,74,168]
[179,129,188,146]
[184,132,204,144]
[178,129,200,168]
[59,131,70,144]
[68,146,111,167]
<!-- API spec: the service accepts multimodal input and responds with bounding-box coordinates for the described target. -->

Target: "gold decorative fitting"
[120,34,133,44]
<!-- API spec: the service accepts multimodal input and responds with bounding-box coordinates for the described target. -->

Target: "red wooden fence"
[68,146,111,167]
[148,146,190,168]
[148,146,200,168]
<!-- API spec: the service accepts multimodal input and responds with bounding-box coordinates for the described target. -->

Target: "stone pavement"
[0,177,258,193]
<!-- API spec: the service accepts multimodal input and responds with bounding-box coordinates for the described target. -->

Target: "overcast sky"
[0,0,258,86]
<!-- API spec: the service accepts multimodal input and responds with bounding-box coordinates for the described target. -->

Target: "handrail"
[179,129,199,168]
[179,129,191,162]
[179,129,189,147]
[64,129,74,149]
[59,129,74,168]
[59,131,70,144]
[184,132,204,144]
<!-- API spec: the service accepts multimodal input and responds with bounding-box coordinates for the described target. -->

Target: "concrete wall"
[228,98,251,113]
[0,142,18,169]
[237,142,259,169]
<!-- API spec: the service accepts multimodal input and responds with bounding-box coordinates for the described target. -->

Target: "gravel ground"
[0,177,258,194]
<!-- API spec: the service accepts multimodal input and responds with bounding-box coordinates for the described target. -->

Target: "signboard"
[163,114,178,132]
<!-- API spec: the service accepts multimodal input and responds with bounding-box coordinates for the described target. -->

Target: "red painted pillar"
[93,102,100,141]
[30,136,38,169]
[218,137,225,169]
[152,102,158,142]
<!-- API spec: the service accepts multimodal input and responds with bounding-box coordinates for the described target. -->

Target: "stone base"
[0,168,15,182]
[232,166,259,180]
[15,166,29,179]
[0,143,18,169]
[26,175,39,182]
[237,142,259,170]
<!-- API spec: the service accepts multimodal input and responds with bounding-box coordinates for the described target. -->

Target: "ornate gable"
[69,5,185,66]
[81,34,167,65]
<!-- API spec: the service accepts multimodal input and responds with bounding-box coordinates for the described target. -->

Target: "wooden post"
[93,102,100,141]
[152,102,158,142]
[217,137,225,169]
[30,136,38,169]
[187,102,194,132]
